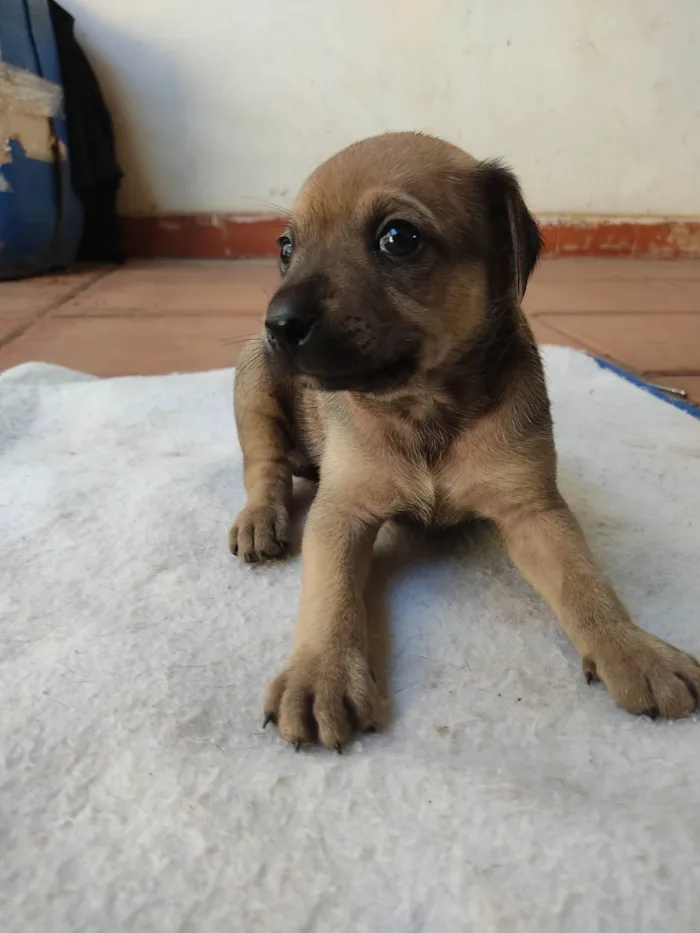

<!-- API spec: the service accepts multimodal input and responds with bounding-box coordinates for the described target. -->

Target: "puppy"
[230,132,699,750]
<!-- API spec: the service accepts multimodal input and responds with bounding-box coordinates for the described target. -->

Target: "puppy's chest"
[392,446,472,527]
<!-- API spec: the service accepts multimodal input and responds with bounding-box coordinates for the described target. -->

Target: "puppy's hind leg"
[230,339,293,562]
[491,492,700,718]
[287,448,319,483]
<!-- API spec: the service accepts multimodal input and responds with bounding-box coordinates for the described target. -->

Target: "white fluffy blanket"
[1,348,699,933]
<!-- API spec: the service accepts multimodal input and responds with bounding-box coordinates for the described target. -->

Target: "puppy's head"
[264,132,541,393]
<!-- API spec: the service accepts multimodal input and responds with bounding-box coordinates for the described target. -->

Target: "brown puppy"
[230,132,700,750]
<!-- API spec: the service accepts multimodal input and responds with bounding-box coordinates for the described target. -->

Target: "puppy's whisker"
[239,196,292,218]
[219,338,249,348]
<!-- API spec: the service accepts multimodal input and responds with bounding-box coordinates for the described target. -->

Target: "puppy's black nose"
[265,299,317,350]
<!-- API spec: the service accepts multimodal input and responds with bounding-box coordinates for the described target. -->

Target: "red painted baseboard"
[541,218,700,259]
[119,214,700,260]
[119,214,286,260]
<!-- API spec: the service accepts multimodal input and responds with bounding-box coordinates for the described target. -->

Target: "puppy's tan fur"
[230,133,699,750]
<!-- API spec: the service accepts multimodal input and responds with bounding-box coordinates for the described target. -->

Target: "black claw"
[262,713,276,729]
[294,740,302,752]
[335,742,343,755]
[365,724,377,734]
[583,658,598,684]
[642,706,659,721]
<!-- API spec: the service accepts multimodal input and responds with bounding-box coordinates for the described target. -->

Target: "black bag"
[49,0,124,263]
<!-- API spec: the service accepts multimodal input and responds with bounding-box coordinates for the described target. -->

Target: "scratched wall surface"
[58,0,700,217]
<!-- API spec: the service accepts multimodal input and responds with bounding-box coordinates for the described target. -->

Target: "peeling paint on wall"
[0,61,63,166]
[666,223,700,257]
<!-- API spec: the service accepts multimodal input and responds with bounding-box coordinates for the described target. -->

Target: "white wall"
[61,0,700,217]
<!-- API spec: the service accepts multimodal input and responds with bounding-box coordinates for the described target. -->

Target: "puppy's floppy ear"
[477,160,542,302]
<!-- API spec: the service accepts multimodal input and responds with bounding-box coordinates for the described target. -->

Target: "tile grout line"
[41,309,700,318]
[532,317,638,372]
[51,311,265,319]
[529,312,700,317]
[530,314,700,377]
[42,267,120,319]
[640,370,700,377]
[0,267,118,353]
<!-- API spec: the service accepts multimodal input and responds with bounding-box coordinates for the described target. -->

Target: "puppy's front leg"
[493,495,700,718]
[229,341,292,562]
[265,489,383,750]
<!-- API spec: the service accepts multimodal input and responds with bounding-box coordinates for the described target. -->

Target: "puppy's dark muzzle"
[265,298,318,354]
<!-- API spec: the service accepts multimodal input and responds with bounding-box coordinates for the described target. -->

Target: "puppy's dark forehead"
[293,132,479,234]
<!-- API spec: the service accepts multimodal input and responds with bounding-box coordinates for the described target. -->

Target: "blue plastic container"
[0,0,83,279]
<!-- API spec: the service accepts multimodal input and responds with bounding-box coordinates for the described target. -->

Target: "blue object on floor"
[0,0,83,280]
[593,357,699,420]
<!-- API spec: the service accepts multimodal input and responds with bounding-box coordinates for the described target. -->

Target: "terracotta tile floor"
[1,258,699,406]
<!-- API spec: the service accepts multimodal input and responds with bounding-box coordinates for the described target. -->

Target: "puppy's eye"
[377,221,421,259]
[277,234,293,270]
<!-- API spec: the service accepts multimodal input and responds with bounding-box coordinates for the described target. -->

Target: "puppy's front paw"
[583,630,700,719]
[229,503,289,562]
[263,645,381,751]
